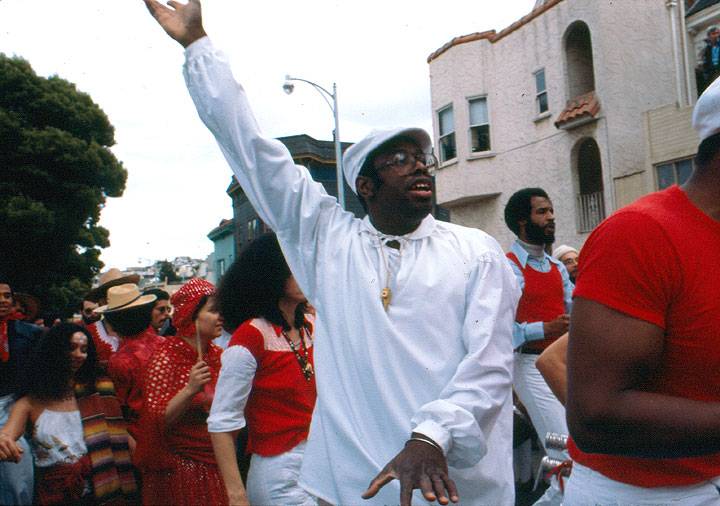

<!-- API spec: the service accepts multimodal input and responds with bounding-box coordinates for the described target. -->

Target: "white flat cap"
[342,127,432,194]
[693,76,720,142]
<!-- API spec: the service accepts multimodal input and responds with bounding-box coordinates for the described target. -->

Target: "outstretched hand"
[362,439,459,506]
[143,0,207,47]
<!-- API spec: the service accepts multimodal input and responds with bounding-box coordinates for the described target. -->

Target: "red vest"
[507,252,565,352]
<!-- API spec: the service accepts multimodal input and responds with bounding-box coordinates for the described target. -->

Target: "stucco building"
[428,0,712,249]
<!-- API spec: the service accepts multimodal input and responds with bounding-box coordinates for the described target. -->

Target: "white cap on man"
[693,76,720,142]
[342,128,432,194]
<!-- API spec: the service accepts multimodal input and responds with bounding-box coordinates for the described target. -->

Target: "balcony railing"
[576,191,606,233]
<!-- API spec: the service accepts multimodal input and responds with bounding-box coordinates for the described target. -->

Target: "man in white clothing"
[143,2,520,505]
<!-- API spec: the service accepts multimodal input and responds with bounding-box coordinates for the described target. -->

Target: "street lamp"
[283,75,345,209]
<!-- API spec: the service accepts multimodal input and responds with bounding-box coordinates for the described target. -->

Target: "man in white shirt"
[143,2,520,504]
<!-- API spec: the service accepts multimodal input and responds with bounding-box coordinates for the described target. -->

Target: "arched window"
[573,138,605,232]
[564,21,595,100]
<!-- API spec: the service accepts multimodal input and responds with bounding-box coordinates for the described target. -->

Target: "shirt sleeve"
[183,37,351,302]
[207,345,257,433]
[573,211,678,328]
[558,261,574,313]
[507,258,545,348]
[411,247,520,468]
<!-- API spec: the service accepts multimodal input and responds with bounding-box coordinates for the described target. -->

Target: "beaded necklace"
[281,327,314,381]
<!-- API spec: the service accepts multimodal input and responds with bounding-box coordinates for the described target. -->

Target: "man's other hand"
[362,438,459,506]
[143,0,207,47]
[544,314,570,339]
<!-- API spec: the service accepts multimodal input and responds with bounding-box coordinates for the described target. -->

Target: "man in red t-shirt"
[565,77,720,503]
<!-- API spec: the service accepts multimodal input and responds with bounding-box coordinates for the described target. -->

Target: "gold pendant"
[381,287,392,311]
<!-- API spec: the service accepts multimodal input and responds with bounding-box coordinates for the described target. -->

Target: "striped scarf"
[75,377,138,504]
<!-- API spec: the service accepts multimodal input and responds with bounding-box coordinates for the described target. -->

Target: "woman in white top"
[0,323,137,505]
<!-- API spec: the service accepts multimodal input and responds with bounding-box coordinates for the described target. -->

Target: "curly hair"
[102,303,153,337]
[25,323,99,400]
[504,187,549,236]
[217,233,304,332]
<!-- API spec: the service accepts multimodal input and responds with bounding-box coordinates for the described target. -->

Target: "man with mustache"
[504,188,574,505]
[142,1,520,505]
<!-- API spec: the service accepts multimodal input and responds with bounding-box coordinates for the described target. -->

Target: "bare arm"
[0,397,31,462]
[567,298,720,457]
[164,361,211,429]
[536,333,568,406]
[211,431,248,506]
[143,0,207,47]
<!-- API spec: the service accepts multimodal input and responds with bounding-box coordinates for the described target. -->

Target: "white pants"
[247,441,315,506]
[0,395,34,506]
[564,462,720,505]
[514,352,568,506]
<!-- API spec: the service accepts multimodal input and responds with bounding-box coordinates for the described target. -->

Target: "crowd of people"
[0,1,718,505]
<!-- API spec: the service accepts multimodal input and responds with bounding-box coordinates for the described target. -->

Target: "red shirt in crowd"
[568,185,720,487]
[107,327,164,438]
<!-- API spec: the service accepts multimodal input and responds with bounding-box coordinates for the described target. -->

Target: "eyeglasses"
[374,150,438,176]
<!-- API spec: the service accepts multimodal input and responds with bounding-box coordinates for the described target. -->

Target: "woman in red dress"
[137,278,226,506]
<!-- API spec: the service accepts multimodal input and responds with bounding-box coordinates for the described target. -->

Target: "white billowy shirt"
[184,37,520,506]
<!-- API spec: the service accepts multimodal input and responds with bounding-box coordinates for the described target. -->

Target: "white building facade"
[428,0,702,249]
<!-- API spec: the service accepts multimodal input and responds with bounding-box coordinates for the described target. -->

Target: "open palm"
[143,0,206,47]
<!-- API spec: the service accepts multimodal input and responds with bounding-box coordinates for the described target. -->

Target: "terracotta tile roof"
[427,0,564,63]
[553,91,601,129]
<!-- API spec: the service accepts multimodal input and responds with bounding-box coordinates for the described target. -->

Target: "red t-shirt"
[568,185,720,487]
[107,328,165,438]
[228,317,316,457]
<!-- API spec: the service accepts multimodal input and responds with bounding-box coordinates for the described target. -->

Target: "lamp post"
[283,75,345,209]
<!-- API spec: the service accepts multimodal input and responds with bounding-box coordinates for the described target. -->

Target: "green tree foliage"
[0,54,127,316]
[157,261,179,284]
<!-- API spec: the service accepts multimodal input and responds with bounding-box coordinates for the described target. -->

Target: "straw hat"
[95,284,156,314]
[86,268,141,302]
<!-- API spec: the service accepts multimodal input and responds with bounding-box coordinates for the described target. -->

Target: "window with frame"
[535,69,549,114]
[218,258,226,276]
[468,97,491,153]
[247,218,262,242]
[655,158,693,190]
[438,105,456,162]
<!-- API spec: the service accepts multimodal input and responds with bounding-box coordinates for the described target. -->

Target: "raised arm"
[143,0,206,47]
[144,0,347,302]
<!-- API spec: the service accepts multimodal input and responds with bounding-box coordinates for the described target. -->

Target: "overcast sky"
[0,0,536,270]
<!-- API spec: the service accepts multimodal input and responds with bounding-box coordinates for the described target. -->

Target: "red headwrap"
[170,278,216,338]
